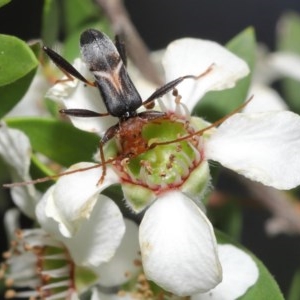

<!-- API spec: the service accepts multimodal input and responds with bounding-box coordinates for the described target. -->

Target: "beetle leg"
[60,108,110,117]
[96,123,120,185]
[115,35,127,66]
[43,46,96,86]
[138,110,166,120]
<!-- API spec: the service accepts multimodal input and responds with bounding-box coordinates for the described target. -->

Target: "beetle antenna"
[149,95,254,149]
[142,64,215,109]
[2,158,117,188]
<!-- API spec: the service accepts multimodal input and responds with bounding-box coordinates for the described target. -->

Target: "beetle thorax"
[117,116,149,158]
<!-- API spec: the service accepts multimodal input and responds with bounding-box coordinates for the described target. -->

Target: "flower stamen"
[1,229,76,300]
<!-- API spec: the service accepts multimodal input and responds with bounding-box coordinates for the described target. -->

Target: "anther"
[176,144,182,152]
[166,154,175,169]
[5,289,16,299]
[140,160,153,175]
[121,157,130,167]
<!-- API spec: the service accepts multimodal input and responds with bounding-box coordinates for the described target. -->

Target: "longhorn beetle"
[42,29,216,184]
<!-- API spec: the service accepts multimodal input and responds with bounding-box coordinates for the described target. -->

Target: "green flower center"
[112,115,204,193]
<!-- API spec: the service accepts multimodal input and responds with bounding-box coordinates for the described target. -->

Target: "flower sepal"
[180,160,211,204]
[122,182,156,213]
[74,266,99,294]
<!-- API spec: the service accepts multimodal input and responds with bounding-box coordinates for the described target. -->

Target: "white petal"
[269,52,300,81]
[0,123,38,218]
[61,195,125,267]
[43,162,119,237]
[127,61,158,101]
[252,44,278,85]
[46,58,117,134]
[192,244,259,300]
[8,66,51,117]
[91,288,133,300]
[4,208,20,242]
[9,186,39,220]
[245,84,288,113]
[93,219,141,286]
[68,292,80,300]
[162,38,249,111]
[0,123,30,180]
[139,191,222,296]
[206,111,300,189]
[36,185,58,233]
[37,189,125,267]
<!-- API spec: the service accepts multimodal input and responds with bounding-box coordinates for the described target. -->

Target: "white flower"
[37,173,140,294]
[161,40,300,191]
[267,51,300,81]
[0,122,39,219]
[0,128,141,298]
[45,36,300,296]
[162,38,249,112]
[39,162,120,238]
[7,66,52,117]
[37,193,141,286]
[0,124,128,270]
[243,84,288,114]
[252,44,300,86]
[139,191,221,295]
[88,244,259,300]
[1,225,80,300]
[1,206,140,299]
[44,35,278,296]
[248,45,300,113]
[36,185,126,268]
[191,244,259,300]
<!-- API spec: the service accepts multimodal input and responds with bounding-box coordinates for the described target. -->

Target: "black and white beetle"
[43,29,213,184]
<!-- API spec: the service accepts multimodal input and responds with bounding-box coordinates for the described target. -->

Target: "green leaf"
[44,97,61,118]
[216,231,284,300]
[5,117,99,166]
[0,35,38,117]
[63,21,111,61]
[194,27,256,122]
[42,0,60,46]
[0,34,38,86]
[277,12,300,55]
[276,12,300,113]
[63,0,99,35]
[0,0,10,8]
[287,269,300,300]
[209,200,242,241]
[0,69,37,118]
[29,40,43,58]
[29,153,56,191]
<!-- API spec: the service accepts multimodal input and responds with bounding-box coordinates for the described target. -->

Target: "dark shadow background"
[1,0,300,49]
[1,0,300,296]
[125,0,300,50]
